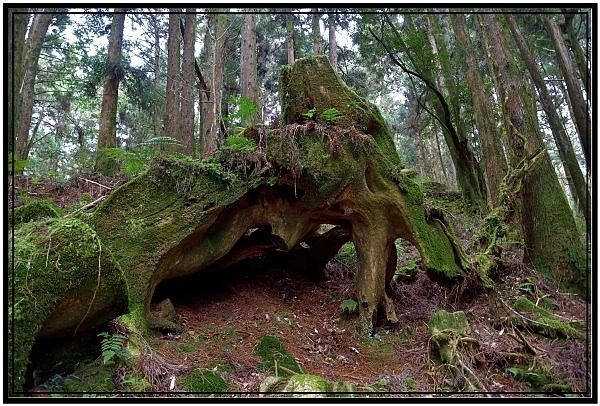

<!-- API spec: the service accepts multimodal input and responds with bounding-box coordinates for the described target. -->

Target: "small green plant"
[321,107,342,123]
[302,107,317,119]
[223,136,258,153]
[339,299,358,315]
[404,376,418,391]
[224,95,260,127]
[98,332,130,365]
[335,242,357,266]
[8,152,29,174]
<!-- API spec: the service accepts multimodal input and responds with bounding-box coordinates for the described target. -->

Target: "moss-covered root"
[8,218,128,394]
[353,226,399,335]
[428,310,485,391]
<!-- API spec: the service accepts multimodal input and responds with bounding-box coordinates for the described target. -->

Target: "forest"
[6,6,593,399]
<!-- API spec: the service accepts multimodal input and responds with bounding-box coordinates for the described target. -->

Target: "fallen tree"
[9,56,478,393]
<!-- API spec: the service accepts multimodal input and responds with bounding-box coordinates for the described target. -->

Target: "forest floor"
[12,175,592,399]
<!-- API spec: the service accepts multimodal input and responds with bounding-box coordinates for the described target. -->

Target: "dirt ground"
[11,175,592,398]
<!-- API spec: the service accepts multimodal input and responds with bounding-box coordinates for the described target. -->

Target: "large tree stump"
[9,56,471,393]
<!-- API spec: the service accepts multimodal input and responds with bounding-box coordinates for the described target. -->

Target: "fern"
[340,299,358,315]
[98,332,129,365]
[223,136,258,153]
[321,107,342,123]
[302,107,317,119]
[139,136,183,147]
[224,95,260,127]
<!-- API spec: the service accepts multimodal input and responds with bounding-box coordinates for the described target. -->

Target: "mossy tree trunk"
[482,13,587,297]
[507,15,589,232]
[96,9,126,176]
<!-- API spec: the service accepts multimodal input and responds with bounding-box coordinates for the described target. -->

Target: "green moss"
[10,199,61,227]
[181,370,229,393]
[513,296,584,339]
[428,310,470,363]
[282,374,330,395]
[59,363,117,393]
[507,363,571,392]
[253,335,302,377]
[177,342,196,354]
[8,217,127,394]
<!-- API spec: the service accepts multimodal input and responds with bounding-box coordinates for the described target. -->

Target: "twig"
[64,195,106,218]
[80,177,112,190]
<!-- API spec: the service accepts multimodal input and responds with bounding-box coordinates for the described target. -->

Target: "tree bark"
[212,11,227,141]
[241,12,260,120]
[562,11,590,98]
[328,12,337,69]
[8,8,29,156]
[199,15,215,157]
[164,10,182,146]
[482,13,587,297]
[545,16,590,168]
[152,14,162,138]
[285,14,295,64]
[96,9,126,175]
[15,10,54,164]
[507,15,589,232]
[451,13,507,209]
[180,10,196,155]
[311,9,323,55]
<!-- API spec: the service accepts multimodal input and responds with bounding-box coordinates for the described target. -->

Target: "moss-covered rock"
[10,199,61,227]
[8,218,127,394]
[282,374,330,396]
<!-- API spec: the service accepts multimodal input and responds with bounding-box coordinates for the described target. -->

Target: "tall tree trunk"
[507,15,589,233]
[545,16,590,168]
[96,9,126,175]
[482,13,587,297]
[561,11,590,103]
[328,12,337,69]
[15,10,54,164]
[311,9,323,55]
[451,13,507,209]
[213,11,227,138]
[285,14,295,64]
[433,121,450,185]
[241,12,259,122]
[180,10,196,155]
[152,14,162,138]
[420,14,487,209]
[164,10,182,146]
[199,14,216,157]
[8,8,29,156]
